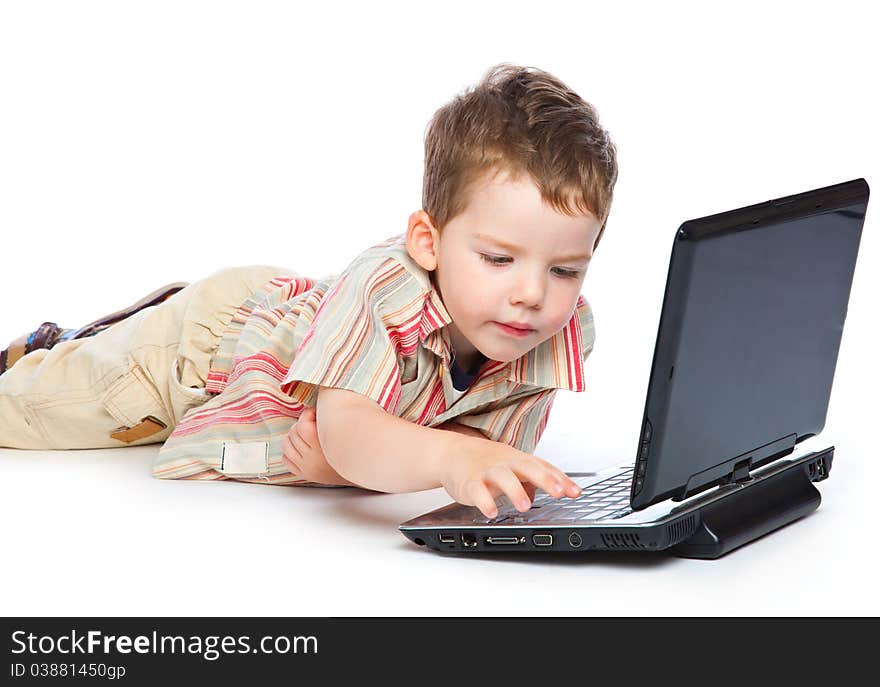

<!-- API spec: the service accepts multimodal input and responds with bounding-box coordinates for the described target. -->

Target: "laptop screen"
[635,180,869,509]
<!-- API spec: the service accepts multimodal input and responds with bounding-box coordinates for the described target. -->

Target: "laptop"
[400,177,870,558]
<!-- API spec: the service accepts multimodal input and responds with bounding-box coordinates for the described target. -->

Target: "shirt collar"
[417,276,590,392]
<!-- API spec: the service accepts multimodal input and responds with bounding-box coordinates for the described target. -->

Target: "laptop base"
[400,447,833,558]
[671,449,830,559]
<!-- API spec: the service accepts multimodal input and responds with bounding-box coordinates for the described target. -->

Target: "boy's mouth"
[494,322,536,337]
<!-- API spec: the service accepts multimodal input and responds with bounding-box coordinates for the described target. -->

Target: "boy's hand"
[439,438,582,519]
[281,407,358,487]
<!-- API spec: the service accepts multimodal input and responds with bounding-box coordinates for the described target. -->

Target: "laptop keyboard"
[490,467,634,524]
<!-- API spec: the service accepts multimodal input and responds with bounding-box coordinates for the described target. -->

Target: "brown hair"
[422,63,618,251]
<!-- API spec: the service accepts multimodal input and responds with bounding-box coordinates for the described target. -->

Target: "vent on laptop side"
[666,515,698,546]
[601,532,646,550]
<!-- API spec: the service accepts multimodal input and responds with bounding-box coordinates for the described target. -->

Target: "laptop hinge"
[677,432,798,500]
[723,459,753,485]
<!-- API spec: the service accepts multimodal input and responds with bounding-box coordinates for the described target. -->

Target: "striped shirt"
[152,233,595,486]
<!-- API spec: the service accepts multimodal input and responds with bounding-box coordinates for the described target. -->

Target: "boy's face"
[407,169,602,369]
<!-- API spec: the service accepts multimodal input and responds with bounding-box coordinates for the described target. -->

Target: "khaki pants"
[0,265,289,450]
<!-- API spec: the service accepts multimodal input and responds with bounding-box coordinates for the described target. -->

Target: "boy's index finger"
[530,455,581,497]
[541,476,580,499]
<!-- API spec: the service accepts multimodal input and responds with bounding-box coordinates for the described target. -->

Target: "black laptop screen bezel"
[630,178,869,511]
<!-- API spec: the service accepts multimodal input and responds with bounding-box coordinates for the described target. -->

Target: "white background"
[0,1,877,616]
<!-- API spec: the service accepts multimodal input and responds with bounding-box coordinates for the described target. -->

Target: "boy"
[0,63,618,520]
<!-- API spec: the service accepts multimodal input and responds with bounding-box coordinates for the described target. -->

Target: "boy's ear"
[406,210,440,272]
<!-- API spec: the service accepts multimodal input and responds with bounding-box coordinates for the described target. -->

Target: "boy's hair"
[422,63,618,251]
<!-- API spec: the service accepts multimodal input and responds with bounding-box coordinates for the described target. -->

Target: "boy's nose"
[509,277,545,308]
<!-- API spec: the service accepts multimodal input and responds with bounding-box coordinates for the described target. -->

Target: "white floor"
[2,0,877,619]
[2,391,876,617]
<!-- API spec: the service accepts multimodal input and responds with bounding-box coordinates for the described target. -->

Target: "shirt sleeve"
[450,386,559,455]
[152,278,338,486]
[280,256,404,415]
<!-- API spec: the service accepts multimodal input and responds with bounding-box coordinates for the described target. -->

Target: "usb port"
[532,533,553,546]
[438,533,455,544]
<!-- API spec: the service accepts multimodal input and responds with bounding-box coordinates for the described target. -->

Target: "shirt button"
[438,365,444,378]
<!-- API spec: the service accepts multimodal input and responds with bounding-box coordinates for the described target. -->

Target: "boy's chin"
[473,342,530,364]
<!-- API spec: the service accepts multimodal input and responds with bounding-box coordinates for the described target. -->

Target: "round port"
[569,532,583,548]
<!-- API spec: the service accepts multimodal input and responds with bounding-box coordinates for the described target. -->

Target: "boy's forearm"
[315,391,481,493]
[435,421,487,441]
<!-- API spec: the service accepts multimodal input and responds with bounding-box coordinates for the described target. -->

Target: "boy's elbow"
[314,386,383,473]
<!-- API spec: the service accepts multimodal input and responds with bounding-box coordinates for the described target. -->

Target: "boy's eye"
[479,253,511,265]
[478,253,581,278]
[552,268,581,279]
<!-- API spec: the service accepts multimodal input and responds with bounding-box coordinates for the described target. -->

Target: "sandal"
[0,281,189,375]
